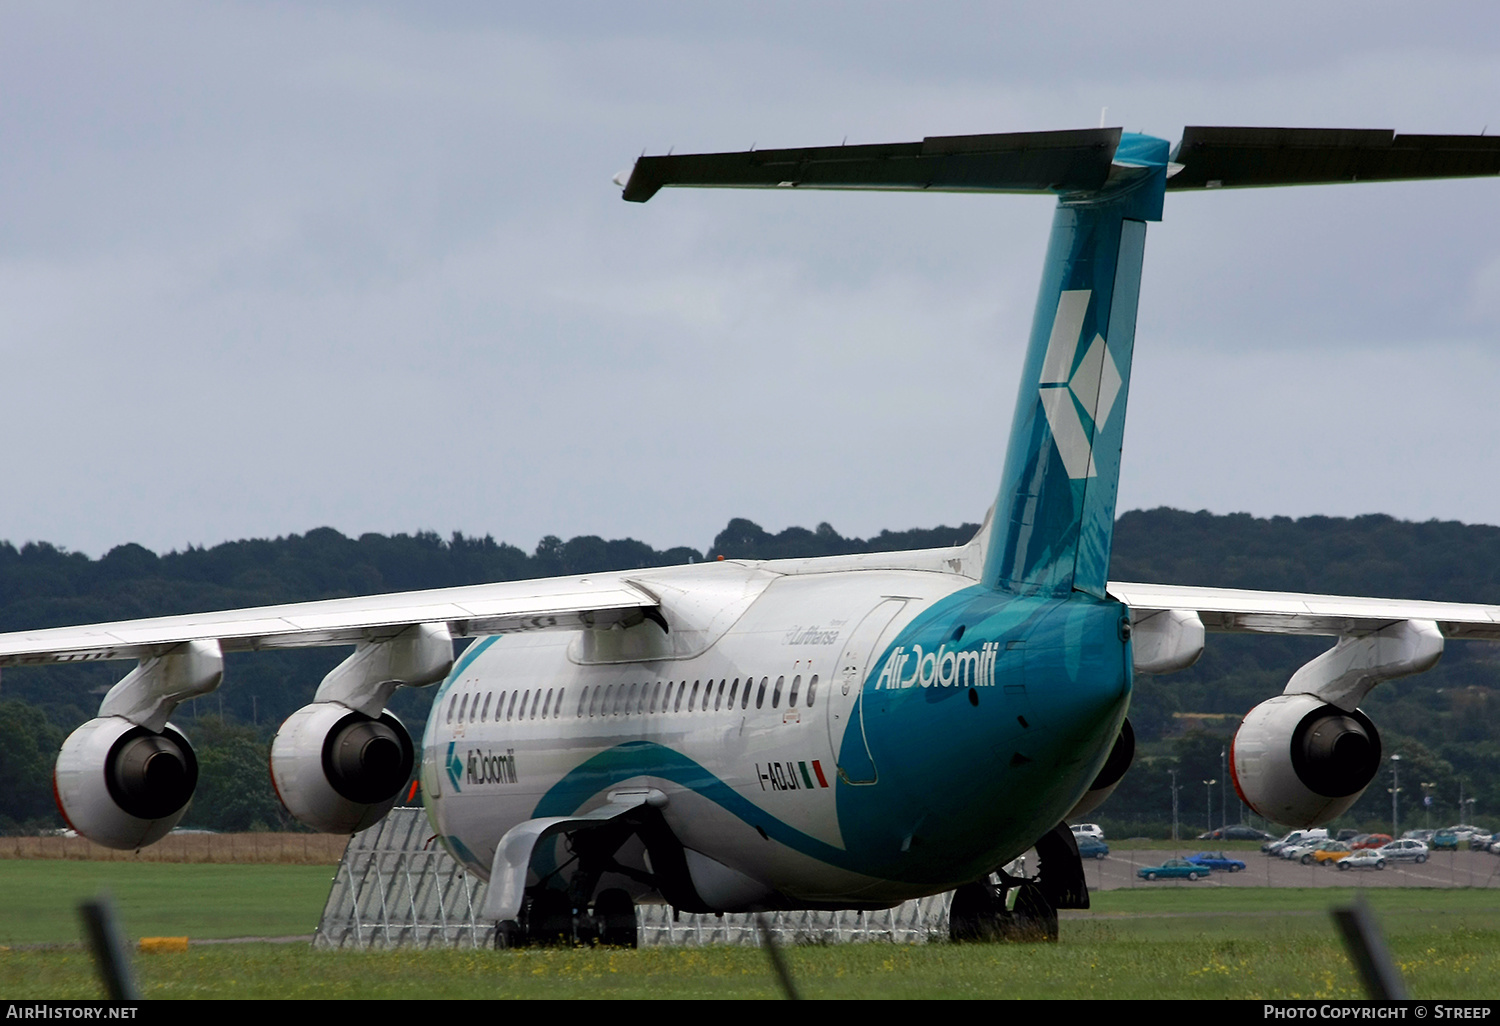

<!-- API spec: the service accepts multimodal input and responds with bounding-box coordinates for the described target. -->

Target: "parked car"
[1186,851,1246,872]
[1431,830,1461,851]
[1402,829,1435,843]
[1353,833,1392,850]
[1307,841,1354,865]
[1336,829,1362,842]
[1469,831,1500,852]
[1137,859,1211,881]
[1337,850,1386,871]
[1265,829,1328,855]
[1071,823,1105,841]
[1376,839,1429,863]
[1077,836,1109,860]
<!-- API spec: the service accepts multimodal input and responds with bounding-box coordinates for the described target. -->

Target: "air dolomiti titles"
[873,641,1000,691]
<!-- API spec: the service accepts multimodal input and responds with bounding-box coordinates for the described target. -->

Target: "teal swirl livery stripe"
[530,741,854,869]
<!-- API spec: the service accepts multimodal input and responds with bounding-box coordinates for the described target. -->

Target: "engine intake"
[271,702,414,834]
[1232,694,1381,828]
[55,717,199,849]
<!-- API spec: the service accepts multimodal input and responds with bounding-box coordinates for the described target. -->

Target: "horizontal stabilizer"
[621,128,1120,202]
[1167,127,1500,190]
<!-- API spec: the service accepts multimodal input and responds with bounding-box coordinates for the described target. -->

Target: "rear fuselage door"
[825,598,907,785]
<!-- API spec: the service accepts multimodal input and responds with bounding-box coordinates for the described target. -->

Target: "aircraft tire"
[594,889,638,948]
[948,881,1003,942]
[493,920,524,950]
[527,890,575,947]
[1005,883,1058,943]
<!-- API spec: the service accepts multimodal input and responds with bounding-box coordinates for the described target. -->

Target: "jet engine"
[270,702,415,834]
[1065,718,1135,820]
[1231,694,1382,828]
[54,717,199,850]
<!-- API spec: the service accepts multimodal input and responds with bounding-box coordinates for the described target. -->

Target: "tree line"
[1,509,1496,836]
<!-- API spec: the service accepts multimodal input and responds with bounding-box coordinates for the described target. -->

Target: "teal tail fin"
[980,133,1170,597]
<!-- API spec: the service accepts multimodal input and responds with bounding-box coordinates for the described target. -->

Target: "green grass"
[2,860,1498,999]
[0,860,335,944]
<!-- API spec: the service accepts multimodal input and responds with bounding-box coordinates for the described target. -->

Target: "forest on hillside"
[1,509,1497,837]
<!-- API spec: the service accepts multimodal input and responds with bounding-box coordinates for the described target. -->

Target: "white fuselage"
[421,556,977,909]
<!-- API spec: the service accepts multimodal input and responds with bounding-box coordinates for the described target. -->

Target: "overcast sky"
[3,2,1499,558]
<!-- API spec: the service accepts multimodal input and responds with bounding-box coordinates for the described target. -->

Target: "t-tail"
[985,133,1168,599]
[621,125,1500,593]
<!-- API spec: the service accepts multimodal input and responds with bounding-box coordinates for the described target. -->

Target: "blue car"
[1077,836,1109,860]
[1137,859,1211,881]
[1186,851,1246,872]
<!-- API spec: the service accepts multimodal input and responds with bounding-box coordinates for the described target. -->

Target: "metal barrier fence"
[314,808,956,949]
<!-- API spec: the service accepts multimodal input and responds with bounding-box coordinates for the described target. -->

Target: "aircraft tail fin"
[623,124,1499,598]
[982,134,1168,598]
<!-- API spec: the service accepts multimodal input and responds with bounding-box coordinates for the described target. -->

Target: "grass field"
[2,860,1498,999]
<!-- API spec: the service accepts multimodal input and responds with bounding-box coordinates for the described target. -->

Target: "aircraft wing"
[1109,581,1500,641]
[0,575,661,666]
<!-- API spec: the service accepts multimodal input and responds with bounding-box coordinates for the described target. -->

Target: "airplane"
[4,125,1500,948]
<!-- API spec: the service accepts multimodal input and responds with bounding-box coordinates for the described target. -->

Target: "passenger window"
[577,687,589,718]
[714,679,725,711]
[555,687,565,718]
[458,694,470,722]
[788,675,801,707]
[602,684,615,716]
[772,675,784,708]
[689,681,701,711]
[743,679,753,710]
[672,682,683,713]
[806,674,818,707]
[446,694,457,724]
[728,679,739,707]
[650,682,661,714]
[530,690,543,719]
[755,677,767,709]
[588,687,602,717]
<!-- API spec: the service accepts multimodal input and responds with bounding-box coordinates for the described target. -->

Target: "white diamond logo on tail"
[1036,290,1124,480]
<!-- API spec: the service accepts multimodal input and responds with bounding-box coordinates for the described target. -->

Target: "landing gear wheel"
[526,889,575,947]
[948,881,1003,942]
[493,919,524,949]
[1004,882,1058,943]
[594,889,638,948]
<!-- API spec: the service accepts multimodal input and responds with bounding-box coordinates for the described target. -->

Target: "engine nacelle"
[54,717,199,850]
[1231,694,1382,828]
[271,702,414,834]
[1065,718,1135,820]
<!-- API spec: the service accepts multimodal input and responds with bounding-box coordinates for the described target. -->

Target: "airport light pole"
[1422,782,1435,831]
[1221,747,1228,830]
[1203,779,1217,838]
[1389,755,1402,838]
[1169,769,1180,842]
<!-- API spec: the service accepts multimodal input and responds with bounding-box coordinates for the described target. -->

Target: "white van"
[1264,828,1328,855]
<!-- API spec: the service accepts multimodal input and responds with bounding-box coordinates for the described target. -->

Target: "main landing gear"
[493,887,639,949]
[948,822,1088,943]
[948,874,1059,943]
[493,822,646,949]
